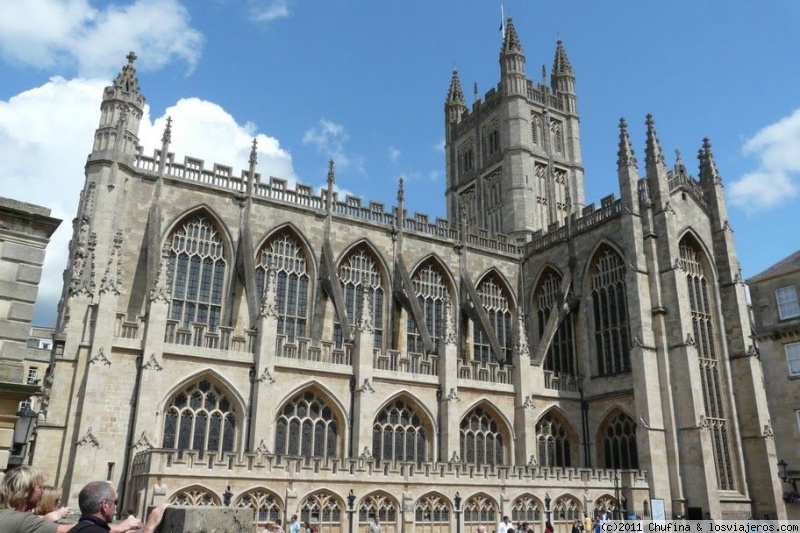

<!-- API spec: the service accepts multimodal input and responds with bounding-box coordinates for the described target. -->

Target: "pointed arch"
[473,268,515,363]
[358,491,400,533]
[532,265,577,375]
[336,238,391,280]
[511,493,543,523]
[586,243,631,376]
[534,407,578,468]
[459,400,513,467]
[676,228,718,280]
[161,371,243,455]
[474,267,517,311]
[168,484,221,506]
[159,367,247,415]
[235,487,284,526]
[408,253,458,299]
[274,383,347,459]
[462,492,499,527]
[592,494,620,517]
[596,408,638,469]
[414,491,452,533]
[334,240,389,350]
[551,494,582,523]
[407,255,457,354]
[163,207,230,331]
[298,489,344,533]
[255,224,315,341]
[372,394,433,463]
[162,204,234,253]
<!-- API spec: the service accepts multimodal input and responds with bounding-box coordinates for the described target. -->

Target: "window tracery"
[162,379,236,455]
[463,494,497,527]
[408,262,448,354]
[236,489,282,525]
[536,413,572,467]
[414,494,450,533]
[602,412,638,469]
[335,247,384,349]
[474,275,512,363]
[256,231,310,340]
[275,390,338,459]
[169,486,220,506]
[460,406,504,466]
[358,493,398,533]
[299,491,342,533]
[511,495,541,523]
[591,248,630,376]
[372,398,427,463]
[535,270,577,375]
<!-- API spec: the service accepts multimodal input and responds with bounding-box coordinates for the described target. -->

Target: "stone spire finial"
[260,256,280,318]
[249,138,258,168]
[447,70,466,105]
[357,290,374,334]
[150,240,172,303]
[515,313,530,357]
[397,176,405,205]
[161,116,172,145]
[443,294,457,346]
[616,118,638,169]
[552,39,573,77]
[502,18,523,53]
[698,137,722,186]
[327,159,335,188]
[644,114,666,167]
[112,50,141,96]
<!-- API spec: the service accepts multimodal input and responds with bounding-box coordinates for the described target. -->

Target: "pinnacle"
[327,159,335,187]
[644,114,666,167]
[447,69,466,105]
[699,137,722,185]
[161,116,172,145]
[617,118,638,170]
[397,176,405,205]
[552,39,573,77]
[113,51,141,96]
[502,18,523,54]
[249,138,258,168]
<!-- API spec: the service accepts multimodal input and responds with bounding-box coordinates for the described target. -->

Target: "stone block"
[0,360,24,381]
[8,301,34,322]
[16,264,42,284]
[156,506,255,533]
[0,241,45,265]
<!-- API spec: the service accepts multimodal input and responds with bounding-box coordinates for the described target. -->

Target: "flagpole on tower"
[500,4,505,38]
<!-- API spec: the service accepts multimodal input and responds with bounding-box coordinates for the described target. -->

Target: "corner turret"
[551,40,576,114]
[499,18,526,97]
[91,52,146,162]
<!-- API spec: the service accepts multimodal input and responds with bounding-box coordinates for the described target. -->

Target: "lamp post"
[779,459,798,492]
[9,405,37,467]
[544,493,551,523]
[347,490,356,533]
[613,473,620,521]
[223,486,233,506]
[454,492,462,533]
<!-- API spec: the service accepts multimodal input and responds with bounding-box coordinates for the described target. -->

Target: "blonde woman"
[35,485,71,522]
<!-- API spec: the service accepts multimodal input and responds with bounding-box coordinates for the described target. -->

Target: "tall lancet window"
[275,390,338,459]
[460,405,504,466]
[334,247,384,349]
[167,215,226,330]
[590,247,631,376]
[534,270,577,376]
[256,231,310,340]
[407,262,448,354]
[536,412,572,468]
[163,379,236,455]
[473,274,512,364]
[680,238,735,490]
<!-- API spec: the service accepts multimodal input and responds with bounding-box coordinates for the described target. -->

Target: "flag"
[499,5,505,35]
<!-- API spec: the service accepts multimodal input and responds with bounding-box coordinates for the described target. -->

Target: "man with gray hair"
[68,481,167,533]
[477,526,487,533]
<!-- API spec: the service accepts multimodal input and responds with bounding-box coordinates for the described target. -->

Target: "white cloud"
[303,118,356,170]
[0,0,203,77]
[388,146,401,163]
[730,108,800,212]
[1,77,297,327]
[248,0,289,22]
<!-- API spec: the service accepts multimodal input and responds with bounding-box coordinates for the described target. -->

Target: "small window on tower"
[550,120,563,153]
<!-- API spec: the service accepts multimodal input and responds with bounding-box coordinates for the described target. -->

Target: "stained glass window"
[163,379,236,455]
[463,495,497,528]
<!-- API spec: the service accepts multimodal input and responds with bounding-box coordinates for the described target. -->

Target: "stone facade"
[34,24,783,533]
[0,198,60,471]
[748,250,800,518]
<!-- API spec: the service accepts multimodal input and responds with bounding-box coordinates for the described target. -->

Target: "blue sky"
[1,0,799,327]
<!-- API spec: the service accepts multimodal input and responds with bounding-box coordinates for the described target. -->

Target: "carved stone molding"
[133,431,154,451]
[89,348,111,367]
[142,353,163,371]
[359,378,375,394]
[254,367,276,385]
[446,388,460,403]
[77,427,100,448]
[255,439,270,457]
[150,241,172,303]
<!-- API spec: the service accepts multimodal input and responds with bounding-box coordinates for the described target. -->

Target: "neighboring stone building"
[748,250,800,518]
[35,21,783,532]
[0,198,60,471]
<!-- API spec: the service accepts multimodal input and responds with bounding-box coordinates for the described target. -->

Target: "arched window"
[299,491,342,533]
[167,215,226,330]
[602,412,638,469]
[335,247,385,349]
[474,274,512,363]
[408,262,448,354]
[460,405,504,466]
[534,270,577,375]
[463,494,497,529]
[511,495,541,523]
[372,398,427,463]
[591,247,630,376]
[169,486,220,506]
[680,238,734,490]
[236,489,282,528]
[162,379,236,455]
[275,390,338,459]
[536,413,572,467]
[415,493,451,533]
[552,496,582,526]
[358,493,398,533]
[593,496,619,521]
[256,231,310,341]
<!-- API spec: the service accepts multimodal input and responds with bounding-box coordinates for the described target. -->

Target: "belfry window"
[534,270,577,376]
[372,398,427,463]
[473,275,512,363]
[335,247,384,349]
[256,231,310,341]
[590,247,630,376]
[162,379,236,455]
[407,262,448,354]
[460,406,504,466]
[275,390,338,459]
[167,216,226,330]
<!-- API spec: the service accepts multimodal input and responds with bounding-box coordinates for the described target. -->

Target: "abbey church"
[33,19,785,530]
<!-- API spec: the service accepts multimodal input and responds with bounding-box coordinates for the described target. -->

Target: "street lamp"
[778,459,798,492]
[613,473,620,520]
[454,492,462,533]
[9,404,38,466]
[223,486,233,506]
[347,490,356,533]
[544,493,551,523]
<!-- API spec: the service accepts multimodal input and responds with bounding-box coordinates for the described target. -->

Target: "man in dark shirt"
[68,481,167,533]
